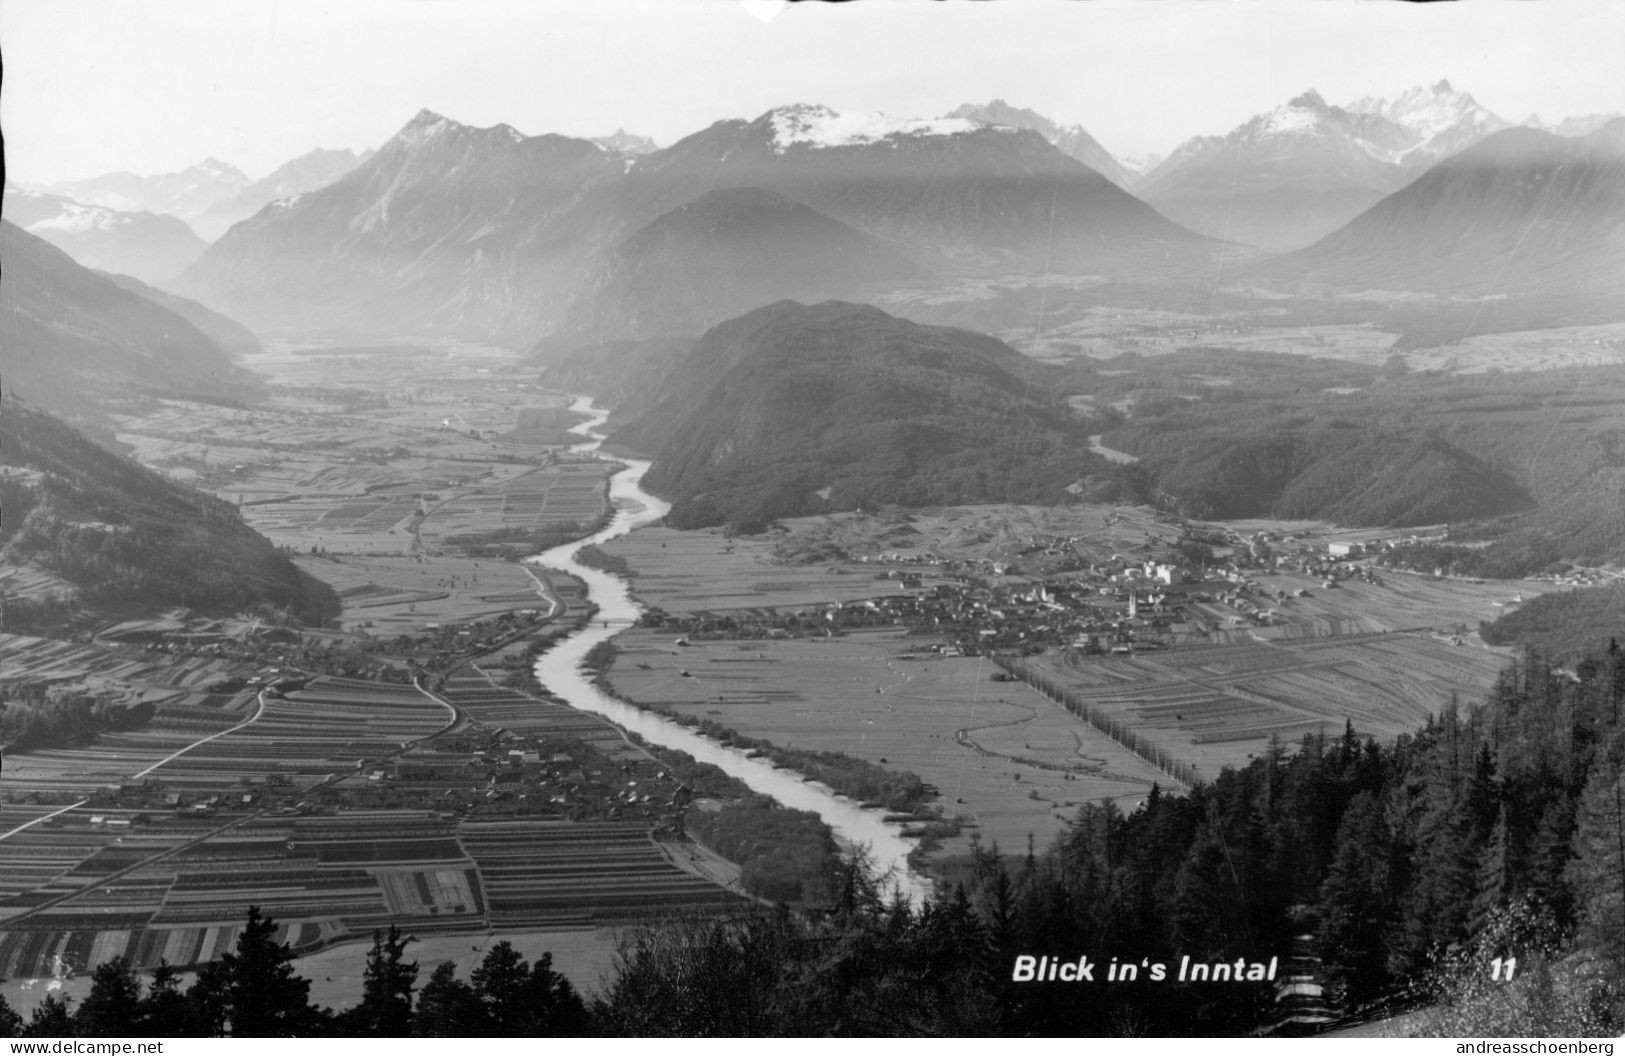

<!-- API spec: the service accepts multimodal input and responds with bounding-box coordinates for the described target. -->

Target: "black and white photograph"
[1,0,1623,1041]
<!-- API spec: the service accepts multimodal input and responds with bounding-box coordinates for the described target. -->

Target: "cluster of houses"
[54,721,704,829]
[355,728,699,825]
[642,555,1208,654]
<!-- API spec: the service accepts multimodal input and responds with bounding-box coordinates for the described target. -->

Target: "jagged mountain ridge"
[1137,81,1517,250]
[591,129,660,155]
[946,99,1136,189]
[2,186,207,282]
[191,147,369,240]
[1346,80,1511,167]
[1136,90,1420,250]
[179,104,1209,343]
[38,158,252,226]
[173,110,633,341]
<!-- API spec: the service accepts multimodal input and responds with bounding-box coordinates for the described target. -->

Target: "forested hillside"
[1482,584,1625,662]
[1087,352,1625,574]
[615,301,1135,530]
[0,398,337,624]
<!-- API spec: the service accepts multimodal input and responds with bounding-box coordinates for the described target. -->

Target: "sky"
[4,0,1624,183]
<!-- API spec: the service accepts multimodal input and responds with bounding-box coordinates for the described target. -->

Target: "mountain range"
[1134,81,1513,250]
[591,129,660,155]
[947,83,1607,253]
[2,185,207,282]
[175,104,1208,345]
[170,110,634,342]
[189,147,370,240]
[946,100,1137,189]
[37,158,252,228]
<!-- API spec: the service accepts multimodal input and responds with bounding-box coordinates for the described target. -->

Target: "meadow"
[603,627,1169,856]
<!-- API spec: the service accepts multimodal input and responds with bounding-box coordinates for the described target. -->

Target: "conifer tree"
[413,961,482,1037]
[470,941,530,1034]
[139,962,196,1037]
[1315,791,1395,1004]
[215,905,315,1036]
[0,992,22,1038]
[354,926,417,1035]
[1566,732,1625,972]
[1469,804,1515,937]
[26,994,73,1037]
[74,957,143,1036]
[524,952,590,1036]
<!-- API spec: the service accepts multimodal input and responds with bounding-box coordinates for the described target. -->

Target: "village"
[633,524,1460,658]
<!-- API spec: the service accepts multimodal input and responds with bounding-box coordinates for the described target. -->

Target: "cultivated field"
[603,628,1169,856]
[599,525,958,615]
[111,343,610,561]
[291,924,625,1007]
[296,554,556,632]
[0,666,739,987]
[600,499,1552,858]
[1404,321,1625,374]
[1018,630,1511,779]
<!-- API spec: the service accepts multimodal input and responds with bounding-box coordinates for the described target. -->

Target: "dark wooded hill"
[612,300,1130,530]
[537,337,695,424]
[1083,350,1625,574]
[0,397,337,624]
[1481,584,1625,663]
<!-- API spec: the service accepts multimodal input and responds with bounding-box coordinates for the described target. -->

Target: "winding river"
[527,397,931,904]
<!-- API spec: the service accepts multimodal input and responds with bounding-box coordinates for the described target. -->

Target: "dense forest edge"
[6,640,1621,1037]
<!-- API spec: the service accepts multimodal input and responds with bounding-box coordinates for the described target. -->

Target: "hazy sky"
[4,0,1624,183]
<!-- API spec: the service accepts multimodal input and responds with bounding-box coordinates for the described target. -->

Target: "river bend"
[527,397,931,903]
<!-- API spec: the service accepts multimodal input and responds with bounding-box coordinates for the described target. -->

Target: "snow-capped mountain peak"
[1349,80,1505,140]
[763,104,983,153]
[1260,92,1332,136]
[397,109,460,146]
[29,200,128,234]
[591,128,660,155]
[1341,80,1511,167]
